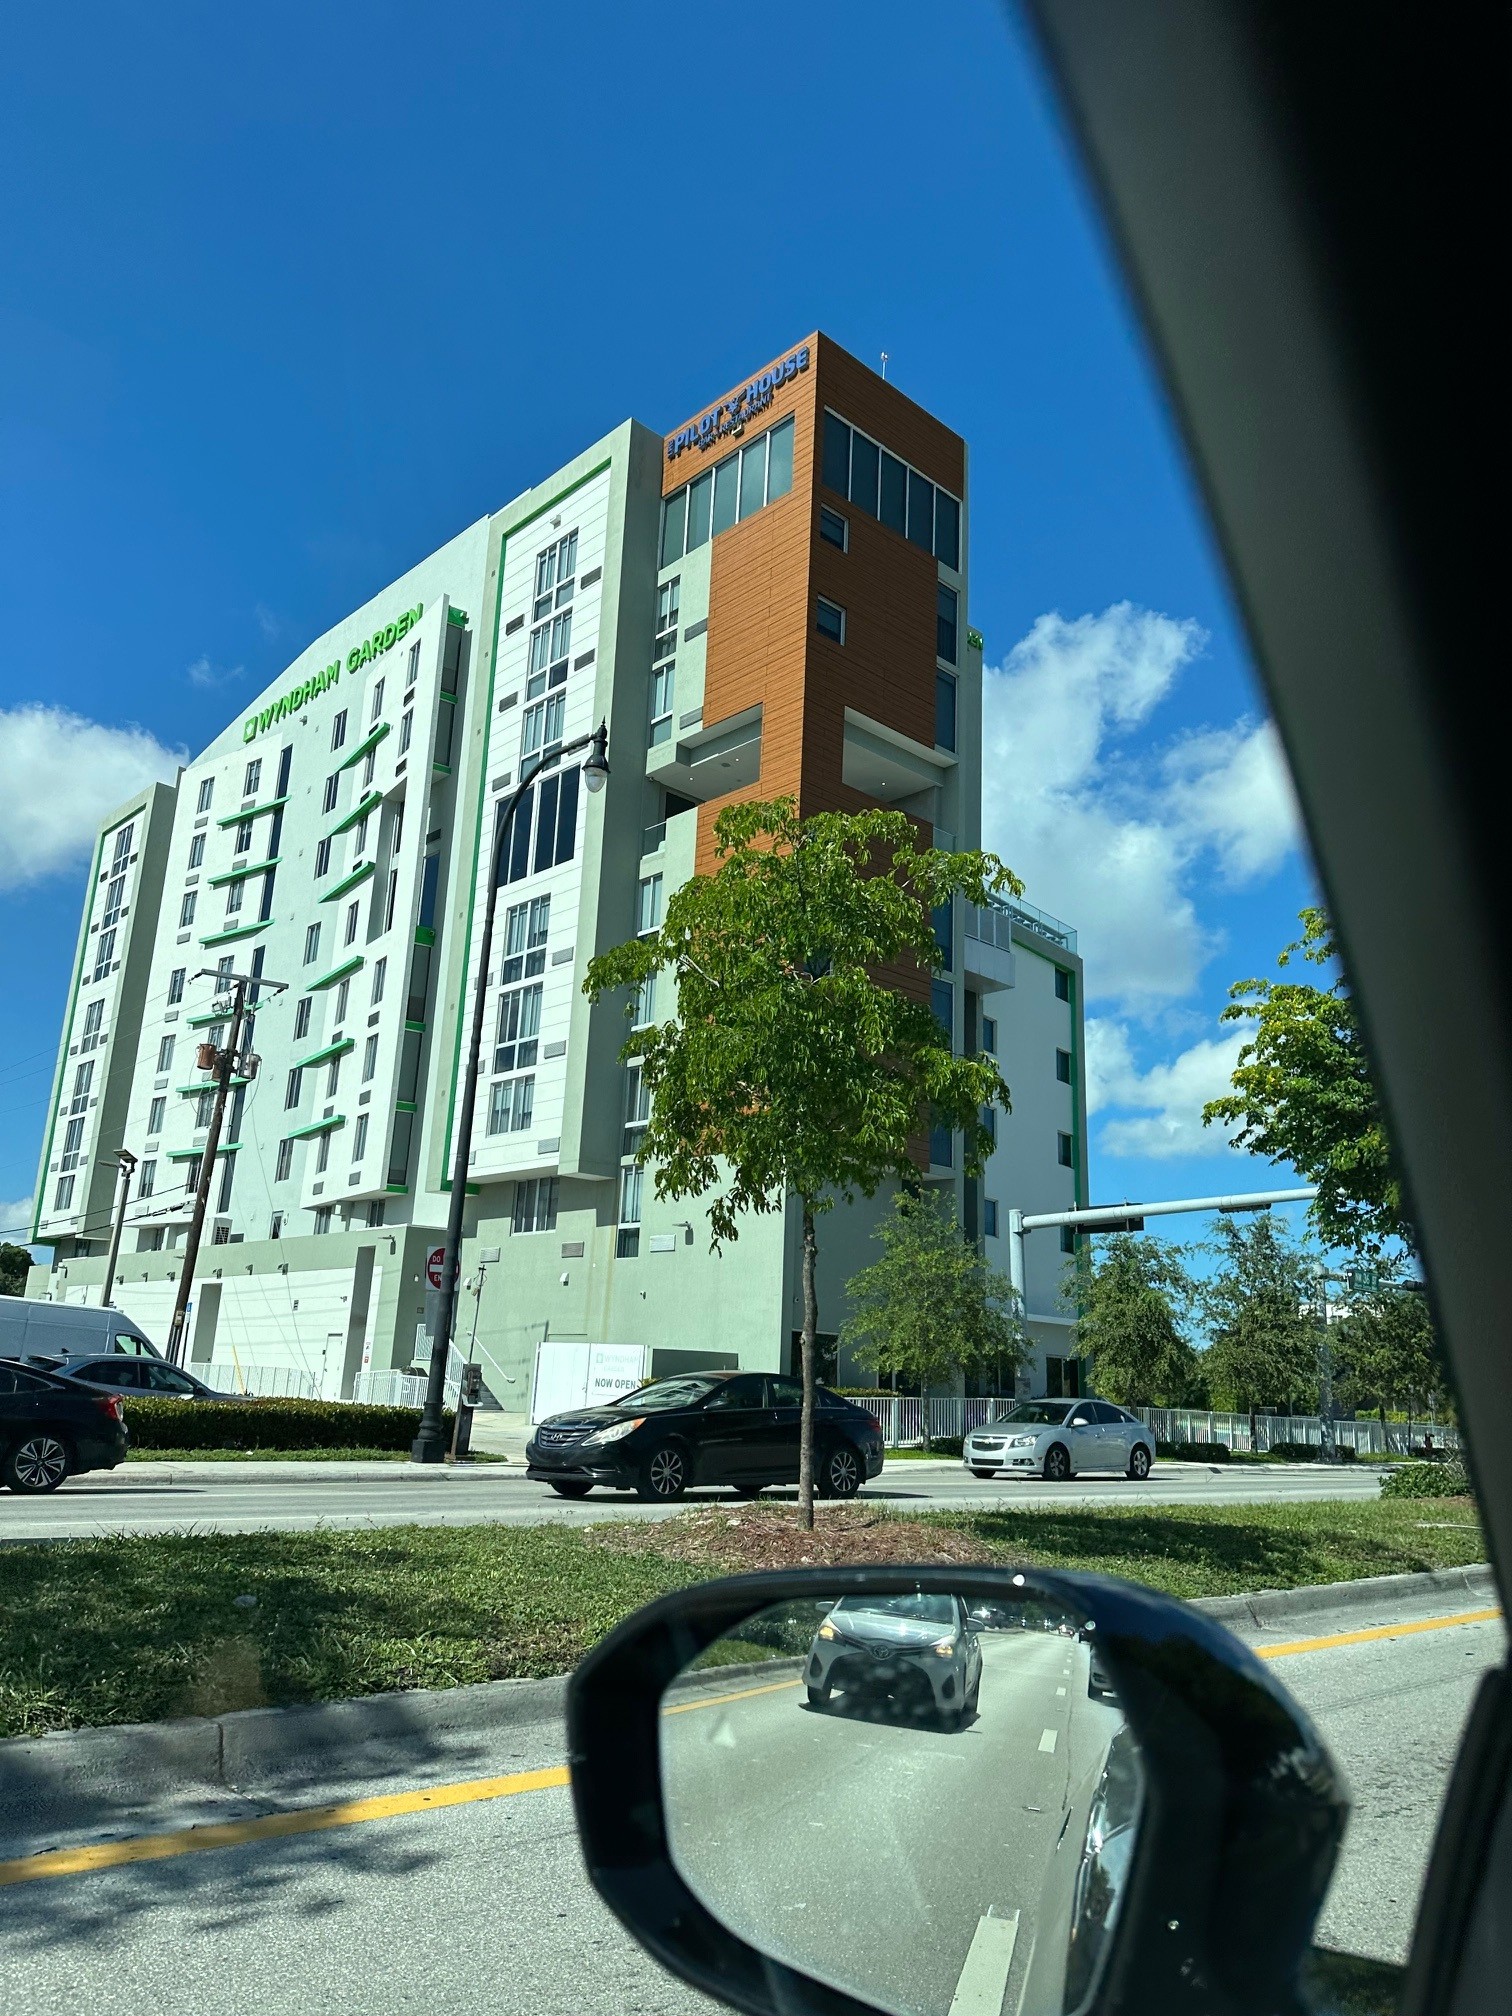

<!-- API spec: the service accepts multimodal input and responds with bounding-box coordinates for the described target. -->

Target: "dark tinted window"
[703,1375,767,1411]
[0,1365,52,1394]
[821,412,851,496]
[934,488,960,570]
[768,1375,804,1408]
[936,670,957,751]
[907,469,934,550]
[69,1361,129,1385]
[1002,1401,1071,1425]
[879,451,907,533]
[617,1377,720,1413]
[145,1363,200,1394]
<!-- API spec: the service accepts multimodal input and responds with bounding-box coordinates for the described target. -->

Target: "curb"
[1190,1562,1499,1630]
[95,1460,521,1485]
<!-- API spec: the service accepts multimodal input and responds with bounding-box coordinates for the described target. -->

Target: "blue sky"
[0,0,1320,1256]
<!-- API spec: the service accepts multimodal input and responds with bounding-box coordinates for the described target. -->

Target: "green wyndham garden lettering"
[242,604,423,743]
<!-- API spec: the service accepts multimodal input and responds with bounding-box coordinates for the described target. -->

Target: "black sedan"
[37,1355,228,1401]
[0,1359,129,1492]
[526,1371,885,1501]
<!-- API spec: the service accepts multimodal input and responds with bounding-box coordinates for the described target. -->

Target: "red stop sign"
[426,1246,447,1290]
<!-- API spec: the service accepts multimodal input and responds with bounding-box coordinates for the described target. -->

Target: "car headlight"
[930,1638,957,1656]
[817,1621,841,1640]
[583,1417,644,1446]
[1007,1435,1036,1448]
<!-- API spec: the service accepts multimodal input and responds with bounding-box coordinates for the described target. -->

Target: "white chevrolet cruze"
[963,1399,1156,1483]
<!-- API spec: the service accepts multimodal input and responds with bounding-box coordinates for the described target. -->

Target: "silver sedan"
[964,1399,1156,1482]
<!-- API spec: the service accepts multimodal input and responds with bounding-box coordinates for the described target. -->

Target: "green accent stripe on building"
[439,458,613,1187]
[336,720,391,773]
[325,791,382,840]
[216,797,287,828]
[320,861,375,903]
[285,1114,346,1142]
[447,607,469,627]
[292,1038,354,1072]
[207,857,281,888]
[414,925,436,947]
[199,920,271,948]
[394,1099,417,1114]
[309,956,364,992]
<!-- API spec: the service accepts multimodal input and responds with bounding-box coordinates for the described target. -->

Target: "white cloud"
[254,604,280,640]
[0,1196,37,1247]
[980,603,1303,1015]
[187,655,244,689]
[1087,1017,1249,1159]
[0,705,183,891]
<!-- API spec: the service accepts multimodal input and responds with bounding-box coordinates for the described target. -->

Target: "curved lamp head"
[582,722,610,794]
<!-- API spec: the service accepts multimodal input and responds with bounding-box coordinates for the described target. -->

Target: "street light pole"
[164,968,285,1366]
[99,1149,138,1307]
[412,723,610,1463]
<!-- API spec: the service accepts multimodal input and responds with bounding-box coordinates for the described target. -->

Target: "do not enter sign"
[426,1247,447,1290]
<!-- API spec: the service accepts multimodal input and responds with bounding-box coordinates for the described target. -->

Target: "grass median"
[0,1498,1485,1739]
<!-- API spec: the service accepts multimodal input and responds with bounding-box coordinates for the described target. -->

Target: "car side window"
[0,1366,47,1393]
[702,1375,767,1411]
[146,1364,196,1394]
[1068,1408,1093,1427]
[767,1376,804,1409]
[70,1362,117,1384]
[115,1334,154,1356]
[104,1361,148,1388]
[1088,1402,1119,1425]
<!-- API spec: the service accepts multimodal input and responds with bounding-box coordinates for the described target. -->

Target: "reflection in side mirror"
[658,1587,1143,2016]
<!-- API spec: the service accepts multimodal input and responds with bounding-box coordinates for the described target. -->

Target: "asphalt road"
[0,1459,1386,1541]
[2,1585,1501,2014]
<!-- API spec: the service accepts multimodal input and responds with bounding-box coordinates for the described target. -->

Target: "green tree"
[0,1242,32,1299]
[840,1190,1028,1433]
[1331,1279,1452,1429]
[584,798,1016,1525]
[1065,1235,1202,1407]
[1200,1213,1323,1415]
[1202,908,1405,1253]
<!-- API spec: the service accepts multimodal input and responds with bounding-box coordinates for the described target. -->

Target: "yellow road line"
[663,1676,802,1716]
[1257,1605,1501,1661]
[0,1763,570,1890]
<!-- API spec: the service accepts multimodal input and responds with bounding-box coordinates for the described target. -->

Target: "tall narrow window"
[936,671,957,751]
[345,901,359,947]
[138,1159,156,1199]
[285,1068,302,1109]
[362,1034,379,1081]
[197,778,215,814]
[224,879,244,916]
[352,1113,370,1161]
[937,583,958,665]
[179,893,196,928]
[157,1036,175,1073]
[333,977,350,1022]
[304,922,321,965]
[493,984,542,1072]
[331,710,348,752]
[275,1137,294,1182]
[294,996,312,1039]
[370,677,385,723]
[167,967,185,1005]
[244,758,262,797]
[315,837,332,877]
[187,833,205,870]
[147,1096,166,1135]
[371,957,386,1004]
[316,1131,332,1174]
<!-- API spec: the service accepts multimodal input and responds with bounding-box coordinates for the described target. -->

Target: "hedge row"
[1156,1440,1233,1463]
[122,1396,452,1452]
[1380,1459,1472,1499]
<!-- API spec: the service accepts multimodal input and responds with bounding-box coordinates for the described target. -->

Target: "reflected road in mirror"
[660,1594,1140,2016]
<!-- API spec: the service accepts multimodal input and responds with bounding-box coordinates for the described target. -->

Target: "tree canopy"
[1199,1213,1323,1415]
[1202,908,1405,1253]
[584,797,1018,1523]
[1331,1278,1452,1424]
[1065,1234,1202,1408]
[0,1242,31,1299]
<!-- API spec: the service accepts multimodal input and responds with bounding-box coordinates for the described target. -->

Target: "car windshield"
[612,1378,720,1413]
[833,1594,957,1626]
[998,1402,1072,1426]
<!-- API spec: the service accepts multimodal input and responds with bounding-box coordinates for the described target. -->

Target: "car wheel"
[1043,1443,1072,1482]
[637,1444,688,1502]
[820,1443,862,1499]
[4,1433,71,1494]
[806,1681,831,1709]
[1128,1444,1152,1480]
[970,1467,996,1479]
[548,1480,592,1498]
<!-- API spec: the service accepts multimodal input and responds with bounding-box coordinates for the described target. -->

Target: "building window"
[112,821,135,867]
[315,1130,332,1174]
[352,1113,369,1161]
[179,892,196,928]
[235,820,253,855]
[167,967,185,1005]
[102,874,127,928]
[135,1157,156,1199]
[194,1088,215,1129]
[983,1198,999,1240]
[650,578,678,745]
[616,1163,643,1258]
[399,709,413,754]
[53,1174,75,1211]
[487,1075,535,1135]
[937,583,958,665]
[81,999,104,1049]
[225,879,244,916]
[526,530,578,700]
[981,1014,997,1054]
[367,1200,385,1227]
[197,778,214,814]
[407,638,421,684]
[623,1062,650,1156]
[384,869,398,932]
[1055,968,1072,1003]
[60,1117,85,1172]
[244,758,262,797]
[313,1204,333,1233]
[521,690,566,768]
[147,1095,165,1135]
[344,901,360,946]
[660,414,794,566]
[821,410,962,568]
[92,929,116,981]
[157,1036,175,1073]
[331,710,347,752]
[273,1137,294,1184]
[352,814,369,859]
[269,1211,284,1239]
[326,1055,342,1097]
[636,873,663,936]
[362,1034,379,1081]
[371,957,386,1004]
[1057,1132,1074,1168]
[931,979,953,1037]
[513,1176,559,1234]
[1056,1047,1072,1084]
[501,896,550,982]
[327,981,347,1026]
[304,922,321,965]
[285,1067,302,1109]
[494,983,542,1073]
[70,1060,94,1113]
[929,1115,954,1168]
[294,996,312,1040]
[935,670,957,751]
[819,506,848,551]
[1060,1225,1078,1255]
[816,597,845,644]
[314,837,332,878]
[370,677,385,724]
[362,748,376,788]
[188,833,205,870]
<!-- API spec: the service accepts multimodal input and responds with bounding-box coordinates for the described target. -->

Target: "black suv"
[0,1359,130,1492]
[526,1371,885,1501]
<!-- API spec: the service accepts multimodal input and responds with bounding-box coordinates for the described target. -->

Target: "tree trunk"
[798,1202,818,1530]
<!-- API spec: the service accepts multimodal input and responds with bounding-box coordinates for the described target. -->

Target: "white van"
[0,1295,162,1365]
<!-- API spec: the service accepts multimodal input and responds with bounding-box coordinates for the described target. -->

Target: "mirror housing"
[568,1566,1346,2016]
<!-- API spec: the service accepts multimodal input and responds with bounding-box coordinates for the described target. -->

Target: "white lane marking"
[1055,1687,1066,1697]
[948,1911,1020,2016]
[1038,1728,1058,1753]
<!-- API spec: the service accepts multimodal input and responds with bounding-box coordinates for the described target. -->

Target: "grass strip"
[0,1498,1485,1740]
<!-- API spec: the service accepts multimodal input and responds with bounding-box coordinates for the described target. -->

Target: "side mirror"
[568,1568,1346,2016]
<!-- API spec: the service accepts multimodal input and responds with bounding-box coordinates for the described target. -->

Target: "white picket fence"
[351,1364,462,1411]
[199,1361,320,1401]
[849,1395,1459,1454]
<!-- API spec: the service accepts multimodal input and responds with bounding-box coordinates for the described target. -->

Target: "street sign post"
[426,1247,446,1290]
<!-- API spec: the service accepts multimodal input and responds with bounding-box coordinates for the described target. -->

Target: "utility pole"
[99,1149,138,1307]
[164,968,285,1366]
